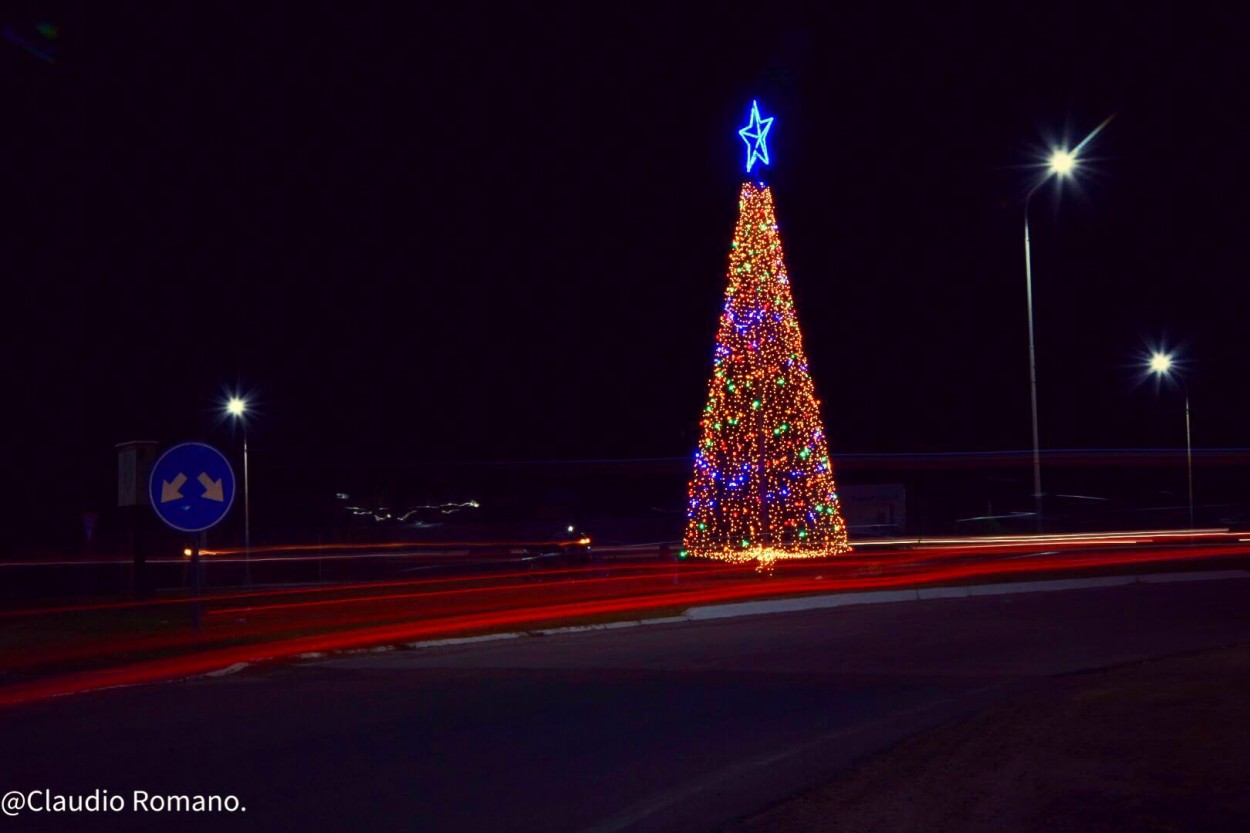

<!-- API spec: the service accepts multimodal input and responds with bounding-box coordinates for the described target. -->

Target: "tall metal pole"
[243,430,251,584]
[1184,390,1194,531]
[1023,202,1043,531]
[1015,114,1113,535]
[190,533,203,633]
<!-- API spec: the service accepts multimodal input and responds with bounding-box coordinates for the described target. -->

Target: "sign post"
[117,441,158,598]
[148,442,236,630]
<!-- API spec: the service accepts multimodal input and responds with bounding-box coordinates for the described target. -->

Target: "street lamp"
[1146,351,1195,530]
[1048,149,1075,176]
[226,395,252,581]
[1020,114,1115,531]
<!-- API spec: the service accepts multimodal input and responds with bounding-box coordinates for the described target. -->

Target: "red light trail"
[1,532,1247,708]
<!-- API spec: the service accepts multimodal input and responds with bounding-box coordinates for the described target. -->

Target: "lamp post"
[1022,150,1074,530]
[226,396,251,582]
[1019,114,1115,532]
[1147,352,1195,530]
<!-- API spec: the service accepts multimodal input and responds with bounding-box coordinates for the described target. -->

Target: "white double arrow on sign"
[160,472,225,503]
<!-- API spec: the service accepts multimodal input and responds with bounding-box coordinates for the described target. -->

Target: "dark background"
[4,4,1248,550]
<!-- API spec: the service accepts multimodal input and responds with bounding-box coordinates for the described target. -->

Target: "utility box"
[116,440,159,507]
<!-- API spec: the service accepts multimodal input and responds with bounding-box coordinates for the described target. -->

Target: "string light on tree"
[682,100,851,570]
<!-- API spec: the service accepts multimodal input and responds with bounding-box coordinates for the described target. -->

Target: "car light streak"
[3,534,1249,705]
[192,538,595,557]
[204,563,734,618]
[0,561,712,620]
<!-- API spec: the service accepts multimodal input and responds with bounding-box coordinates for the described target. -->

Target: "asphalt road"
[3,577,1250,832]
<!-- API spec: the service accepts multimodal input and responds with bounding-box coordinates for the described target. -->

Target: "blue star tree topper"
[738,99,774,174]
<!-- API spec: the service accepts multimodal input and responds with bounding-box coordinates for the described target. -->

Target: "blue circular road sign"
[148,442,237,532]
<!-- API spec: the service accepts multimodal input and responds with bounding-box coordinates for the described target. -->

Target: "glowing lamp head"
[226,397,247,418]
[1048,148,1076,177]
[1148,352,1174,375]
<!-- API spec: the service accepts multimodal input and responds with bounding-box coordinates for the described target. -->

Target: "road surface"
[2,576,1249,832]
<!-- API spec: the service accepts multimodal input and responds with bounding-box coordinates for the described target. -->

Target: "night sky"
[5,5,1249,539]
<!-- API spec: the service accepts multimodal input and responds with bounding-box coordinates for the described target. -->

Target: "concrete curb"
[384,619,696,654]
[684,570,1250,621]
[405,632,522,650]
[385,569,1250,655]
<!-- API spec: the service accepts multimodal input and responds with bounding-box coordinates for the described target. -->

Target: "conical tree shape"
[682,182,851,568]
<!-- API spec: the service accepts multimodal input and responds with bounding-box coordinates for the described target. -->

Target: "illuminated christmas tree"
[682,101,851,569]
